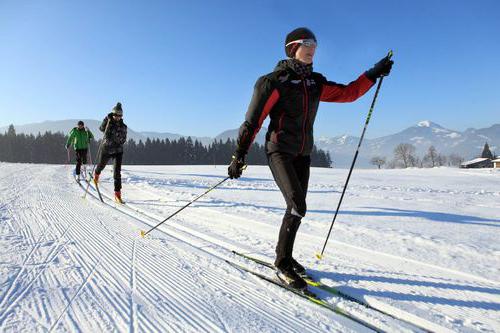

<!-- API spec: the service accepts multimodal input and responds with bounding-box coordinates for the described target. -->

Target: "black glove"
[365,55,394,81]
[228,154,246,179]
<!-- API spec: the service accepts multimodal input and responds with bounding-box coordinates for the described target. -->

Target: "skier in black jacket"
[228,27,393,289]
[93,102,128,203]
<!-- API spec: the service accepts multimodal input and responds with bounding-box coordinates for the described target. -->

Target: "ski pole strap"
[141,176,230,237]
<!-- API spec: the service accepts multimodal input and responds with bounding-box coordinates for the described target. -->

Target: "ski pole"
[66,148,70,164]
[316,50,393,260]
[84,127,93,179]
[140,176,230,238]
[83,119,111,199]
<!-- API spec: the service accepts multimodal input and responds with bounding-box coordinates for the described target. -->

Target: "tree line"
[369,143,487,169]
[0,125,332,167]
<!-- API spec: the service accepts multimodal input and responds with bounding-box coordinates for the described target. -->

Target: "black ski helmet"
[285,27,317,58]
[77,120,84,126]
[112,102,123,116]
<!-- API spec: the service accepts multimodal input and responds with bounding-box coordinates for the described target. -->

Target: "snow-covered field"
[0,163,499,332]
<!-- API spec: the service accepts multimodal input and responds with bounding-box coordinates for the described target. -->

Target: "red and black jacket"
[236,60,374,157]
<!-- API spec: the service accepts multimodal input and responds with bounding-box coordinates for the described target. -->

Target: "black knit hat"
[285,27,317,58]
[112,102,123,116]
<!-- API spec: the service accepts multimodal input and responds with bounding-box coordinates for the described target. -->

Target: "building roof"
[461,158,490,166]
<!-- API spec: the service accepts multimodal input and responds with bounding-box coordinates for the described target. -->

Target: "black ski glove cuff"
[228,154,246,179]
[233,150,246,161]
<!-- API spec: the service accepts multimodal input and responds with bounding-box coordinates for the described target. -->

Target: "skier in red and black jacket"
[228,27,393,289]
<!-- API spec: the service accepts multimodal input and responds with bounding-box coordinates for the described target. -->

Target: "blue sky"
[0,0,499,138]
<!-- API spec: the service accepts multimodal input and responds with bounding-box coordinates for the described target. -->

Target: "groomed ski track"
[0,164,396,332]
[1,163,499,332]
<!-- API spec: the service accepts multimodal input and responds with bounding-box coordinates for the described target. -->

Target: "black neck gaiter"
[287,59,313,78]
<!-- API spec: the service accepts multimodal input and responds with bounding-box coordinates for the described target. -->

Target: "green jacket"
[66,127,94,150]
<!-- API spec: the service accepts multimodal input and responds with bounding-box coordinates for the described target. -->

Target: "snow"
[461,158,490,166]
[446,132,461,139]
[1,163,499,332]
[417,121,431,127]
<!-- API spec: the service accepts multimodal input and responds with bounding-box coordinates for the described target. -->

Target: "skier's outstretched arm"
[320,55,393,103]
[319,74,374,103]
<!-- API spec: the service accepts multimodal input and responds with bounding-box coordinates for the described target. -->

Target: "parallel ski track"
[137,183,500,331]
[0,170,79,326]
[88,175,433,332]
[122,185,499,333]
[129,239,138,333]
[20,171,243,332]
[79,170,370,332]
[108,172,497,333]
[122,179,499,286]
[80,172,376,332]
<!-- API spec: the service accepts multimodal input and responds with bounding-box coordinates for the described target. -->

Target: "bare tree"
[409,155,420,168]
[448,154,464,167]
[386,159,398,169]
[436,154,447,166]
[423,145,438,167]
[394,143,417,168]
[370,156,386,169]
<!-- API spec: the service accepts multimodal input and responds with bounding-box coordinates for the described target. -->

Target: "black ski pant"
[95,151,123,192]
[267,152,311,269]
[75,149,88,175]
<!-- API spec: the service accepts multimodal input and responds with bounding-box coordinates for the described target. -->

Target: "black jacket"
[100,113,127,154]
[236,60,374,157]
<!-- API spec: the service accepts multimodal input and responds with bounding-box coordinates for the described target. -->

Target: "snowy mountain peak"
[418,120,432,127]
[415,121,450,134]
[417,120,444,128]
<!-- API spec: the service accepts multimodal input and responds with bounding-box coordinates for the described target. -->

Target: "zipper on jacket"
[300,80,309,154]
[276,111,285,143]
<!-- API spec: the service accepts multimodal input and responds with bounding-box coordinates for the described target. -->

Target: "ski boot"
[76,173,81,182]
[276,263,307,290]
[93,172,100,186]
[115,191,124,204]
[290,257,307,276]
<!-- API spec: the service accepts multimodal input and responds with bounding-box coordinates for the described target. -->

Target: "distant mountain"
[214,121,499,167]
[0,120,212,145]
[317,121,499,167]
[139,131,213,146]
[0,119,147,143]
[214,128,266,145]
[2,120,498,168]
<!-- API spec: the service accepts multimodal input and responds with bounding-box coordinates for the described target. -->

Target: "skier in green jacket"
[66,120,94,181]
